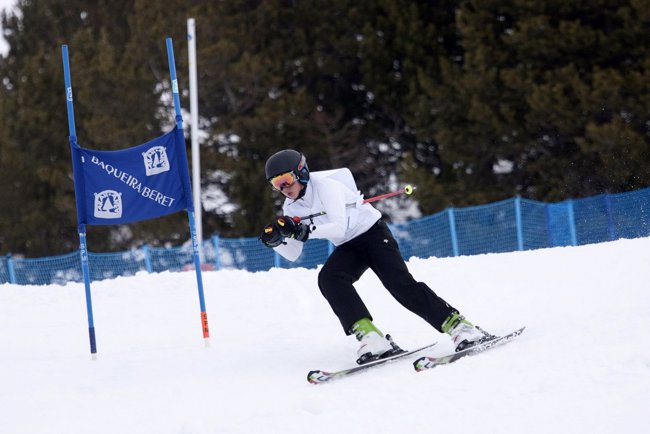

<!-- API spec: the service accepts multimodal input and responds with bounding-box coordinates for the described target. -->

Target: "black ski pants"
[317,219,457,335]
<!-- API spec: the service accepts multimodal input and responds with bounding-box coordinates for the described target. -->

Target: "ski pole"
[295,185,415,222]
[361,184,415,204]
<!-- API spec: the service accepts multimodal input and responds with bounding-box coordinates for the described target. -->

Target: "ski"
[413,326,525,372]
[308,341,437,384]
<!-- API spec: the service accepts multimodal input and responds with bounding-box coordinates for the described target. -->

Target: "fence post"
[514,196,524,251]
[604,194,617,241]
[567,200,578,246]
[211,235,222,270]
[142,244,153,273]
[447,208,459,257]
[327,241,335,256]
[544,204,553,247]
[6,254,17,284]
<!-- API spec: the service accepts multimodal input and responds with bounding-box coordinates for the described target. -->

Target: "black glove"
[260,222,283,248]
[275,216,310,242]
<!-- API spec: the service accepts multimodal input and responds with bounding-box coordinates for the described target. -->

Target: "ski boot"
[442,312,493,352]
[351,318,403,365]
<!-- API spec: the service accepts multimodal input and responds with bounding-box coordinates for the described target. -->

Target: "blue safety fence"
[2,186,649,285]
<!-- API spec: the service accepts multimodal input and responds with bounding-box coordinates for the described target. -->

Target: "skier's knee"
[318,269,336,293]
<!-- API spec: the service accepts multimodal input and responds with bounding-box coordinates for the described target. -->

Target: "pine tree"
[1,0,648,255]
[402,0,650,214]
[0,0,197,255]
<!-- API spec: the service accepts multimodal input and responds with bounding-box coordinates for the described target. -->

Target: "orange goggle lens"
[269,172,297,191]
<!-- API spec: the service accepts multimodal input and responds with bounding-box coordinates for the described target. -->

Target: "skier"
[260,149,488,364]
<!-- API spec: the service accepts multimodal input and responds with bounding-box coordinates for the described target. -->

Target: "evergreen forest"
[1,0,648,256]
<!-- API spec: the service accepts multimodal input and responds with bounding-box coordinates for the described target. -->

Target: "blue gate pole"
[62,45,97,359]
[78,230,97,357]
[447,208,459,257]
[514,196,524,251]
[166,38,210,344]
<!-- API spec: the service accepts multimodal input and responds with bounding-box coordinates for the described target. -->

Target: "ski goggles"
[269,171,297,191]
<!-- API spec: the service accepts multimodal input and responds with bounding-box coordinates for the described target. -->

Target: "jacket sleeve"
[273,236,304,262]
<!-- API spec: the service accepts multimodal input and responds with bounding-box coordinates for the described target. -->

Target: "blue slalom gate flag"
[70,126,193,225]
[62,38,210,358]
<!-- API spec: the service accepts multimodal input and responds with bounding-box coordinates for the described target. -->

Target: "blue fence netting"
[3,186,649,285]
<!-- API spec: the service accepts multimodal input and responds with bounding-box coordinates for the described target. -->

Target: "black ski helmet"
[265,149,310,186]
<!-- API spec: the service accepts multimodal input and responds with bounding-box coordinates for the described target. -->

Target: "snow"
[1,237,649,434]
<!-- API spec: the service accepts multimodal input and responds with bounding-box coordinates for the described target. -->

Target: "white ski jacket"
[273,169,381,262]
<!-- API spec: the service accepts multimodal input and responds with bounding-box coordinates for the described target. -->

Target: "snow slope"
[1,237,649,434]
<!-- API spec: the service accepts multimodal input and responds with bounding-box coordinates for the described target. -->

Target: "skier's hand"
[276,216,310,242]
[259,222,283,248]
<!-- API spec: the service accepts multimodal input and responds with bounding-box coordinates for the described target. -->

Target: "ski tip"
[507,326,526,337]
[307,370,333,385]
[413,356,433,372]
[414,326,526,373]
